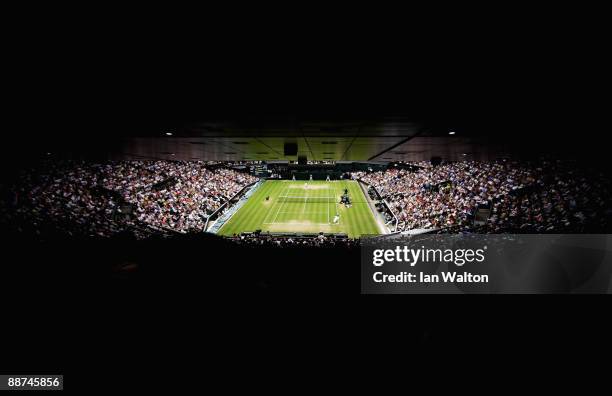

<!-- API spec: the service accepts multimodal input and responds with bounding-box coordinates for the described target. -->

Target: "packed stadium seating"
[355,160,612,233]
[3,159,611,244]
[1,160,257,238]
[228,232,358,248]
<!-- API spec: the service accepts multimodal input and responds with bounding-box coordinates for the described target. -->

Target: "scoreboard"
[252,164,268,177]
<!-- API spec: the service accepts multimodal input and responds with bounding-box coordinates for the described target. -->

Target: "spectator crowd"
[2,160,257,238]
[2,158,610,243]
[228,232,359,248]
[355,160,612,233]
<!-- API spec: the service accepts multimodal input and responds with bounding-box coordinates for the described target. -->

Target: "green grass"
[217,180,382,238]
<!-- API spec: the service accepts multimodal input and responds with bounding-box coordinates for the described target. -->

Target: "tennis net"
[277,196,337,203]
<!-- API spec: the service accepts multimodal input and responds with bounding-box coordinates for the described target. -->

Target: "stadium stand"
[228,232,359,248]
[1,160,256,238]
[2,159,611,246]
[354,159,612,233]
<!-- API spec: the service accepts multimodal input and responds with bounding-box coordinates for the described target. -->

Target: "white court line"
[277,209,332,213]
[263,185,288,224]
[262,183,342,226]
[300,185,309,218]
[261,189,280,225]
[277,196,336,199]
[262,221,334,226]
[334,182,341,225]
[270,186,291,224]
[327,189,330,224]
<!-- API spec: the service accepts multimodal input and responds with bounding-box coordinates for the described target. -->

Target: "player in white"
[333,214,340,224]
[292,174,296,181]
[326,174,330,182]
[309,174,313,181]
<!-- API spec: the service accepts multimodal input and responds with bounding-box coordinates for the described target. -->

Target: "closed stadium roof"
[14,92,598,164]
[104,118,508,162]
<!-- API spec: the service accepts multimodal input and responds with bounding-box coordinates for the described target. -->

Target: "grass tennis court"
[217,180,383,238]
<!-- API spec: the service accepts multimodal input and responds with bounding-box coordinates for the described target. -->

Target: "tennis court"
[217,180,383,237]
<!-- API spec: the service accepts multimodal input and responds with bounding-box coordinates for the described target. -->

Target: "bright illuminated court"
[217,180,383,238]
